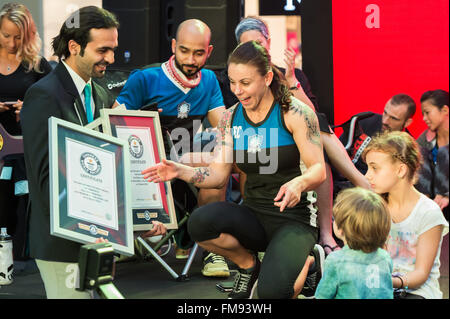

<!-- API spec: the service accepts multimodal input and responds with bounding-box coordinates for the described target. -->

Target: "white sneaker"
[202,252,230,277]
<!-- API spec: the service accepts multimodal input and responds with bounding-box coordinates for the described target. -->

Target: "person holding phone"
[0,3,52,257]
[0,3,52,134]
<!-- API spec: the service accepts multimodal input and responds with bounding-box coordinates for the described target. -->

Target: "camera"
[77,242,123,298]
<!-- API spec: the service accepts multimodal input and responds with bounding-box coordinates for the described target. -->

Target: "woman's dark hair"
[420,89,449,110]
[228,41,292,111]
[52,6,119,59]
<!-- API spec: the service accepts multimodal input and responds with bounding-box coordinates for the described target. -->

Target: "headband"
[235,18,269,43]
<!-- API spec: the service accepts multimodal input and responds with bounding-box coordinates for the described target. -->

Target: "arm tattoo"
[216,106,235,146]
[288,104,321,147]
[190,167,210,184]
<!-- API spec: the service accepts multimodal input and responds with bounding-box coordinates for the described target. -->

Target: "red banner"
[332,0,449,138]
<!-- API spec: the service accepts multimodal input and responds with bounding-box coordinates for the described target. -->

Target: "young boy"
[315,187,394,299]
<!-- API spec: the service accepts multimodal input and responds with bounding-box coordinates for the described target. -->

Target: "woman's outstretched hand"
[141,159,179,183]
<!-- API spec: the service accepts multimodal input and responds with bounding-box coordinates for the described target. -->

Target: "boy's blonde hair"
[362,131,422,183]
[333,187,391,253]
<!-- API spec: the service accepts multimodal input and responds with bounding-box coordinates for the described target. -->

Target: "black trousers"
[188,201,318,299]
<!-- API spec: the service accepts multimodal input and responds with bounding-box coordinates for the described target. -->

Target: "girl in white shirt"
[362,131,448,299]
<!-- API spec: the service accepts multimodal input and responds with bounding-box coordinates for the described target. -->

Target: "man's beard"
[91,60,109,78]
[174,56,204,78]
[381,124,391,132]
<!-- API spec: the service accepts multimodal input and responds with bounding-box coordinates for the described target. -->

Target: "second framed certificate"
[100,109,177,231]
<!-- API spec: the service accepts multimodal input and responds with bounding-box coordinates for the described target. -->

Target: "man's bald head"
[171,19,213,78]
[175,19,211,44]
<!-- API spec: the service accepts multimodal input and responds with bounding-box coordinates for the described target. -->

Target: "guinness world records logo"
[128,135,143,158]
[80,152,102,175]
[89,225,98,235]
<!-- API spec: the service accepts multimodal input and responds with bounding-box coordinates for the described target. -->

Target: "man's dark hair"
[390,93,416,119]
[52,6,119,59]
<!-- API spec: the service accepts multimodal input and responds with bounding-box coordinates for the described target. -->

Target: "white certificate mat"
[65,137,119,230]
[115,126,164,209]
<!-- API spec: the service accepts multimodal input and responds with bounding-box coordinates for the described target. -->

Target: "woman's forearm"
[296,162,326,193]
[178,165,229,189]
[393,270,429,290]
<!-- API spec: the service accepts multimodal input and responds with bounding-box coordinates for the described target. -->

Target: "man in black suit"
[20,6,119,299]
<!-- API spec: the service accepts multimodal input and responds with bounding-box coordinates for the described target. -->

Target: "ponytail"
[270,65,292,112]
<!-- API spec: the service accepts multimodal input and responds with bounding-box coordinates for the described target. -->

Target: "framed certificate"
[99,109,177,231]
[84,117,103,132]
[49,117,134,256]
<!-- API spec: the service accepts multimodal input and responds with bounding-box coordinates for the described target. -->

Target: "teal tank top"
[231,101,318,227]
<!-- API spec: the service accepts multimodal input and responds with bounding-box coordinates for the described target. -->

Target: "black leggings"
[188,201,318,299]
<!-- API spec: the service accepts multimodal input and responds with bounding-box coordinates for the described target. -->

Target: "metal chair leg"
[177,243,199,282]
[136,236,179,280]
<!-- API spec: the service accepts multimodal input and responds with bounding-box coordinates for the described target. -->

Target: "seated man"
[114,19,229,278]
[333,93,416,195]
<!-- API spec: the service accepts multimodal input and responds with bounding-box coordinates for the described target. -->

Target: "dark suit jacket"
[20,62,114,262]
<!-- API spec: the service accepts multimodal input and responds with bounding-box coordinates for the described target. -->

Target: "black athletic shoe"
[300,244,325,299]
[228,256,260,299]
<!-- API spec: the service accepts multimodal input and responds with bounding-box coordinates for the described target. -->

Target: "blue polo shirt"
[117,66,224,152]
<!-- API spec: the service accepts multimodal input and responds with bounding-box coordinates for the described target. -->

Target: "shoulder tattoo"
[288,103,321,147]
[216,106,235,147]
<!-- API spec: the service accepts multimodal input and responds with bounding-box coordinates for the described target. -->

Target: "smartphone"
[2,101,16,106]
[216,280,234,292]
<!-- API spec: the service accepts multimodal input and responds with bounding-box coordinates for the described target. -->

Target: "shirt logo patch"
[177,102,190,119]
[248,134,263,154]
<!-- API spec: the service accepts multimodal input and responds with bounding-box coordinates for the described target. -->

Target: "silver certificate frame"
[49,117,134,256]
[98,108,178,231]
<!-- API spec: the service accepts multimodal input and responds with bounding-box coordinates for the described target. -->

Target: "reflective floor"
[0,235,448,300]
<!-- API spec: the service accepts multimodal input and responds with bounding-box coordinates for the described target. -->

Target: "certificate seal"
[89,225,98,235]
[0,133,3,151]
[80,152,102,175]
[128,135,143,158]
[144,210,151,221]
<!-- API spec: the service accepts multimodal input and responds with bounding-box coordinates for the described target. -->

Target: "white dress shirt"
[61,60,95,121]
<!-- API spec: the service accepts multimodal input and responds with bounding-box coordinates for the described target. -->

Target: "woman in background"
[415,89,449,220]
[0,3,51,260]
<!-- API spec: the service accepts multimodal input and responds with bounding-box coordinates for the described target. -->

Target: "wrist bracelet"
[404,274,409,290]
[392,275,404,288]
